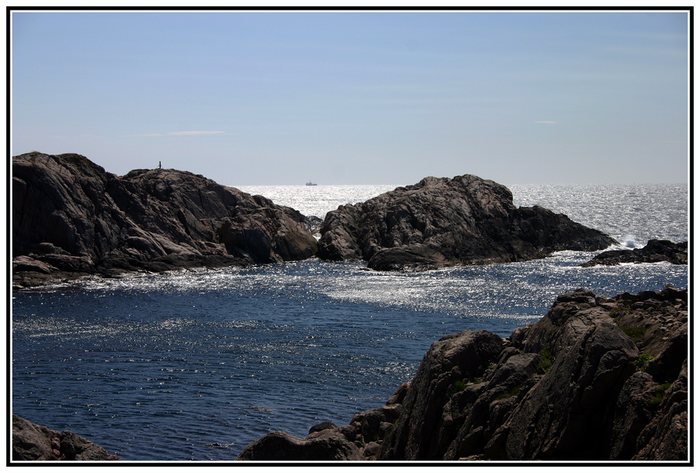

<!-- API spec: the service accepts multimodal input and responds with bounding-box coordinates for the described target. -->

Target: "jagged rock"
[488,292,639,459]
[237,430,362,461]
[444,350,540,459]
[12,415,117,461]
[238,287,687,462]
[632,361,688,460]
[387,382,410,405]
[380,330,505,459]
[12,152,318,286]
[308,421,338,435]
[317,175,616,270]
[609,371,660,459]
[302,215,324,236]
[13,255,56,274]
[582,239,687,267]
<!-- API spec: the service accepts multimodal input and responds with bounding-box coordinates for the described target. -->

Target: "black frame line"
[5,4,694,468]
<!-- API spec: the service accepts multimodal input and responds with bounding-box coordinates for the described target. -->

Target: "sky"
[11,9,689,186]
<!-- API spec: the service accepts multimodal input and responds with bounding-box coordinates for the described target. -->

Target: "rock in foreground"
[12,415,118,461]
[582,239,687,267]
[13,152,318,286]
[238,286,688,462]
[317,175,616,270]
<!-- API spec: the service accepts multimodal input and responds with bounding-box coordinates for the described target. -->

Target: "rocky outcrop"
[13,152,318,286]
[238,286,687,462]
[582,239,687,267]
[12,415,118,461]
[237,430,363,461]
[239,390,408,461]
[317,175,616,270]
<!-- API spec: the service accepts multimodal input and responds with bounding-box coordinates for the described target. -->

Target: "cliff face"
[239,286,688,462]
[12,152,317,286]
[317,175,616,270]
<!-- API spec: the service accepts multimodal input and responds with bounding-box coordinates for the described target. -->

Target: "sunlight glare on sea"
[12,183,688,460]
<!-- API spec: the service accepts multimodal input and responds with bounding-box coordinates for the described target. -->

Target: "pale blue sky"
[11,10,689,185]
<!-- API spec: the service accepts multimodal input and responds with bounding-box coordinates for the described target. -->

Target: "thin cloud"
[132,131,227,137]
[535,120,558,125]
[167,130,226,136]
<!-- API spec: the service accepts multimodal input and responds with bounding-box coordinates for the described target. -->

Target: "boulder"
[237,430,362,461]
[12,415,117,461]
[582,239,687,267]
[317,175,616,270]
[12,152,318,286]
[237,287,688,462]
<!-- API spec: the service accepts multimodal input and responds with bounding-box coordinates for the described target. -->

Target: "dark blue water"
[12,183,689,461]
[12,255,687,461]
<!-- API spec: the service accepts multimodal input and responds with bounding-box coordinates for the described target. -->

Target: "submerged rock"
[238,286,688,462]
[12,415,118,461]
[317,175,616,270]
[582,239,687,267]
[12,152,318,286]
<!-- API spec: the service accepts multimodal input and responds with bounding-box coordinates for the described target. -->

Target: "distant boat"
[305,181,318,186]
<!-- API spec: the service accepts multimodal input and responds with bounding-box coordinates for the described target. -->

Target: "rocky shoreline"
[239,286,687,461]
[11,153,688,462]
[317,175,617,270]
[582,239,688,267]
[13,286,687,462]
[13,153,620,287]
[12,416,118,461]
[13,152,317,288]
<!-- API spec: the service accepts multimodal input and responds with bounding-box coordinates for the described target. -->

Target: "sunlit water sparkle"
[12,183,688,460]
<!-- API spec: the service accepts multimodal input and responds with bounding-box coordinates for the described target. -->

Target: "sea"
[11,183,689,461]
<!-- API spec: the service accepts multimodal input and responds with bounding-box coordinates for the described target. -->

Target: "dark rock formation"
[582,239,687,267]
[238,286,687,462]
[381,330,505,459]
[302,215,324,236]
[13,152,318,286]
[317,175,616,270]
[239,388,406,461]
[12,415,118,461]
[237,430,363,461]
